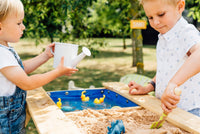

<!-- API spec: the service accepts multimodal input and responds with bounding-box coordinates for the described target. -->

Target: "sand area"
[65,107,189,134]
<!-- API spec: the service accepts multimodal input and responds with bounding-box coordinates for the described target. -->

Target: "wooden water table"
[26,83,200,134]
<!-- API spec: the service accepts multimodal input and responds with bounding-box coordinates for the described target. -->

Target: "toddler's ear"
[0,23,2,33]
[178,0,185,14]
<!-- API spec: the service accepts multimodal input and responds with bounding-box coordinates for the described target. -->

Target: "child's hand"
[161,83,180,114]
[56,57,78,76]
[43,43,55,59]
[128,81,149,95]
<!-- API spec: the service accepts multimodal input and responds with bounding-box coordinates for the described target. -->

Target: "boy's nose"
[153,18,160,25]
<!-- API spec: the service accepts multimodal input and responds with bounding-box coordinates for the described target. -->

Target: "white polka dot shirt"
[156,17,200,111]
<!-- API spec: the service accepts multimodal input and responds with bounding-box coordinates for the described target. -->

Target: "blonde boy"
[0,0,78,133]
[129,0,200,117]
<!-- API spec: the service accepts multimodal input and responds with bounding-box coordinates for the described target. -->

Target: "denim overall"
[0,45,26,134]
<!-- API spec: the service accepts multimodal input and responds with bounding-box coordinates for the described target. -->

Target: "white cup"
[51,42,91,68]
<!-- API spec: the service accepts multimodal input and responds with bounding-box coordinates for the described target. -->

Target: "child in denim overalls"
[0,0,78,133]
[129,0,200,117]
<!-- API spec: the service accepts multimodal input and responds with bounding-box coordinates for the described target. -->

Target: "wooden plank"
[26,87,82,134]
[103,82,200,134]
[25,105,31,127]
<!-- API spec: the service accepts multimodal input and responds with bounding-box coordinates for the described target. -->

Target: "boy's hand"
[128,81,149,95]
[161,83,180,114]
[56,57,78,76]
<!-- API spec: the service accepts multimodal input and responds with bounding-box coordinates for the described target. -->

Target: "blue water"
[49,89,138,112]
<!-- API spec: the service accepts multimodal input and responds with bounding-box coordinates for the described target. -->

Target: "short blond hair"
[0,0,24,21]
[139,0,181,6]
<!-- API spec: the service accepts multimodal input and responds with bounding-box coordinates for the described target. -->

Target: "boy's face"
[0,11,25,46]
[143,0,184,34]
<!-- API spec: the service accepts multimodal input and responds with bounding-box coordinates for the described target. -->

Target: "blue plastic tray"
[48,89,138,112]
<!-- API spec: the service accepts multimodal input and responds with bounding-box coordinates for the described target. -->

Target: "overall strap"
[6,46,26,95]
[8,47,24,69]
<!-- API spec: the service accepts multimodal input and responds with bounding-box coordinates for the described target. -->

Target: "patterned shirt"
[156,17,200,111]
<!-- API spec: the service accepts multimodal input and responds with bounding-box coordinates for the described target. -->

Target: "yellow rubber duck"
[81,91,90,102]
[94,98,101,104]
[99,95,105,103]
[94,95,105,104]
[56,98,62,109]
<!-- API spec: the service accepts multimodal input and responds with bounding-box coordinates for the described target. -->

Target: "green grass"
[12,38,156,133]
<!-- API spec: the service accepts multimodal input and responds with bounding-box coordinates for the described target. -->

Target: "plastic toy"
[56,98,62,109]
[99,95,105,103]
[56,98,73,112]
[107,120,125,134]
[61,106,73,112]
[81,90,90,101]
[93,98,101,104]
[94,95,105,104]
[111,106,121,109]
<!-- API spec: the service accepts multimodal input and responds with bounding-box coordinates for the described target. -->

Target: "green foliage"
[187,0,200,22]
[21,0,147,53]
[22,0,68,44]
[87,0,132,38]
[21,0,106,56]
[106,0,131,37]
[21,0,98,41]
[22,0,133,42]
[86,0,135,49]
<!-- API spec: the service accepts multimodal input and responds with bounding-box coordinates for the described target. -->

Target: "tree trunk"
[134,29,144,74]
[131,30,137,66]
[129,0,144,74]
[123,33,126,49]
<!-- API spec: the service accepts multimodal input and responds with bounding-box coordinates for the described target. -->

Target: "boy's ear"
[177,0,185,13]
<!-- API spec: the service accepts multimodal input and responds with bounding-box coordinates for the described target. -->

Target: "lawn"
[12,38,156,133]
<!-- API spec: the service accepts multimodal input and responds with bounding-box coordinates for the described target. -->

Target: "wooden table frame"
[26,87,200,134]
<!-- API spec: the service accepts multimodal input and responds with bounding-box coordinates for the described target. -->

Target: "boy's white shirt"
[156,17,200,111]
[0,45,20,96]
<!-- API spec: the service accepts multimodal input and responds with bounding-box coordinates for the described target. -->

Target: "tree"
[87,0,132,49]
[22,0,146,72]
[22,0,68,44]
[22,0,97,44]
[104,0,132,49]
[89,0,145,74]
[187,0,200,25]
[129,0,145,74]
[21,0,107,57]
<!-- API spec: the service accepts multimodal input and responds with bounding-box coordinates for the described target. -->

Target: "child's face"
[0,11,25,45]
[143,0,184,34]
